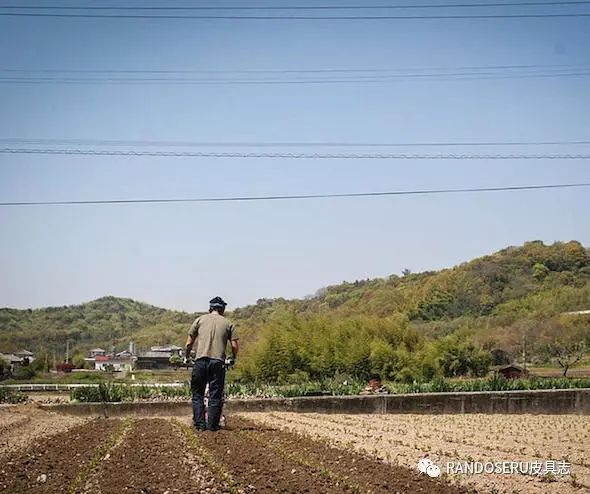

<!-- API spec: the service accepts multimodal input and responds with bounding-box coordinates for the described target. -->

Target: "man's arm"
[185,334,195,358]
[230,339,239,359]
[186,317,200,358]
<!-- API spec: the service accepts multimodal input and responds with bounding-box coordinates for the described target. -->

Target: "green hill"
[232,240,590,341]
[230,240,589,382]
[1,240,589,381]
[0,296,198,357]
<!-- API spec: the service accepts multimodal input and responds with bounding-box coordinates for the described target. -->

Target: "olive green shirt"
[189,312,238,361]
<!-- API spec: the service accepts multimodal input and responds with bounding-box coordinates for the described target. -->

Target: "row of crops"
[66,375,590,402]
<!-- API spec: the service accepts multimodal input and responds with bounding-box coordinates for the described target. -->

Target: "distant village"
[85,342,184,371]
[0,342,185,374]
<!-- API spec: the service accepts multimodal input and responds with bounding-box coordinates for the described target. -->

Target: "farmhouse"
[496,364,528,379]
[0,353,23,372]
[0,349,35,372]
[136,345,183,369]
[93,355,134,372]
[14,349,35,361]
[84,343,136,371]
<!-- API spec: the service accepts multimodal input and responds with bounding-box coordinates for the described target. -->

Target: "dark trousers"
[191,357,226,430]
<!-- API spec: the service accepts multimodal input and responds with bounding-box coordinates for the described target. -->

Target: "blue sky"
[0,3,589,311]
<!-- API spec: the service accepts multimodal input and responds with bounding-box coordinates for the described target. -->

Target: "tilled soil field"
[0,404,87,457]
[0,417,122,493]
[242,412,590,494]
[0,406,467,494]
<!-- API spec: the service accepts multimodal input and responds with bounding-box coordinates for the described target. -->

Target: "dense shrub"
[389,376,590,394]
[70,383,190,402]
[11,366,36,381]
[56,362,75,373]
[0,387,28,404]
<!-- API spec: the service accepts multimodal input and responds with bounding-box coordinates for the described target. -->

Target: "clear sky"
[1,2,589,312]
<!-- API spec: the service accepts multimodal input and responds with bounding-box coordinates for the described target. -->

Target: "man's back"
[189,312,237,361]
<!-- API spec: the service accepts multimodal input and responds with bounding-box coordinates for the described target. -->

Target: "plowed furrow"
[0,419,121,494]
[89,418,230,494]
[195,418,467,493]
[196,422,344,493]
[238,417,468,494]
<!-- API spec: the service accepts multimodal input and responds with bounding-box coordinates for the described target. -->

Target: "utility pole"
[522,326,527,373]
[66,339,70,363]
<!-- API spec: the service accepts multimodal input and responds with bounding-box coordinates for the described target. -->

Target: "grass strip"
[173,420,240,494]
[240,429,366,494]
[68,418,133,494]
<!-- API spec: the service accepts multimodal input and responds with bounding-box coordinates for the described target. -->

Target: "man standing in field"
[185,296,239,431]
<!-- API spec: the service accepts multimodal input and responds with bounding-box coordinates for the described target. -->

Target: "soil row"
[0,418,121,494]
[194,417,467,494]
[84,418,232,494]
[0,405,87,459]
[0,414,470,494]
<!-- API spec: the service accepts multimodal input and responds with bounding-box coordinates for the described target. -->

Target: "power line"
[1,148,589,159]
[2,71,589,85]
[2,12,590,19]
[2,1,589,10]
[1,138,588,148]
[2,62,588,75]
[1,183,588,207]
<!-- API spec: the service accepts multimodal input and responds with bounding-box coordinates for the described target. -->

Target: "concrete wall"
[40,388,590,417]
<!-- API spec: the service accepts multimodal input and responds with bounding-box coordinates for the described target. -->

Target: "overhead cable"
[2,12,590,19]
[1,71,589,85]
[1,148,589,159]
[1,138,588,148]
[1,63,589,75]
[1,183,589,207]
[2,1,590,10]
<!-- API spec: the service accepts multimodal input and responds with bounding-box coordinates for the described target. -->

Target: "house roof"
[138,351,173,359]
[95,355,110,362]
[150,345,182,352]
[0,353,23,364]
[498,364,524,372]
[90,348,106,352]
[563,309,590,316]
[15,349,34,356]
[97,359,130,365]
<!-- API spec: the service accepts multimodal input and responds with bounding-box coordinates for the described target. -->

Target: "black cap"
[209,296,227,309]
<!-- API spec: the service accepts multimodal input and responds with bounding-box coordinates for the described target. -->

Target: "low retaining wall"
[1,383,184,392]
[40,388,590,417]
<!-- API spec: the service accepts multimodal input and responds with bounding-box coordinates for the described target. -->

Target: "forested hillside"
[0,297,197,360]
[234,240,590,324]
[1,240,589,381]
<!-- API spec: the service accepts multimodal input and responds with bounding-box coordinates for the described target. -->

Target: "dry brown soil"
[191,416,466,494]
[0,405,467,494]
[0,404,87,457]
[242,412,590,494]
[87,418,232,494]
[0,418,121,493]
